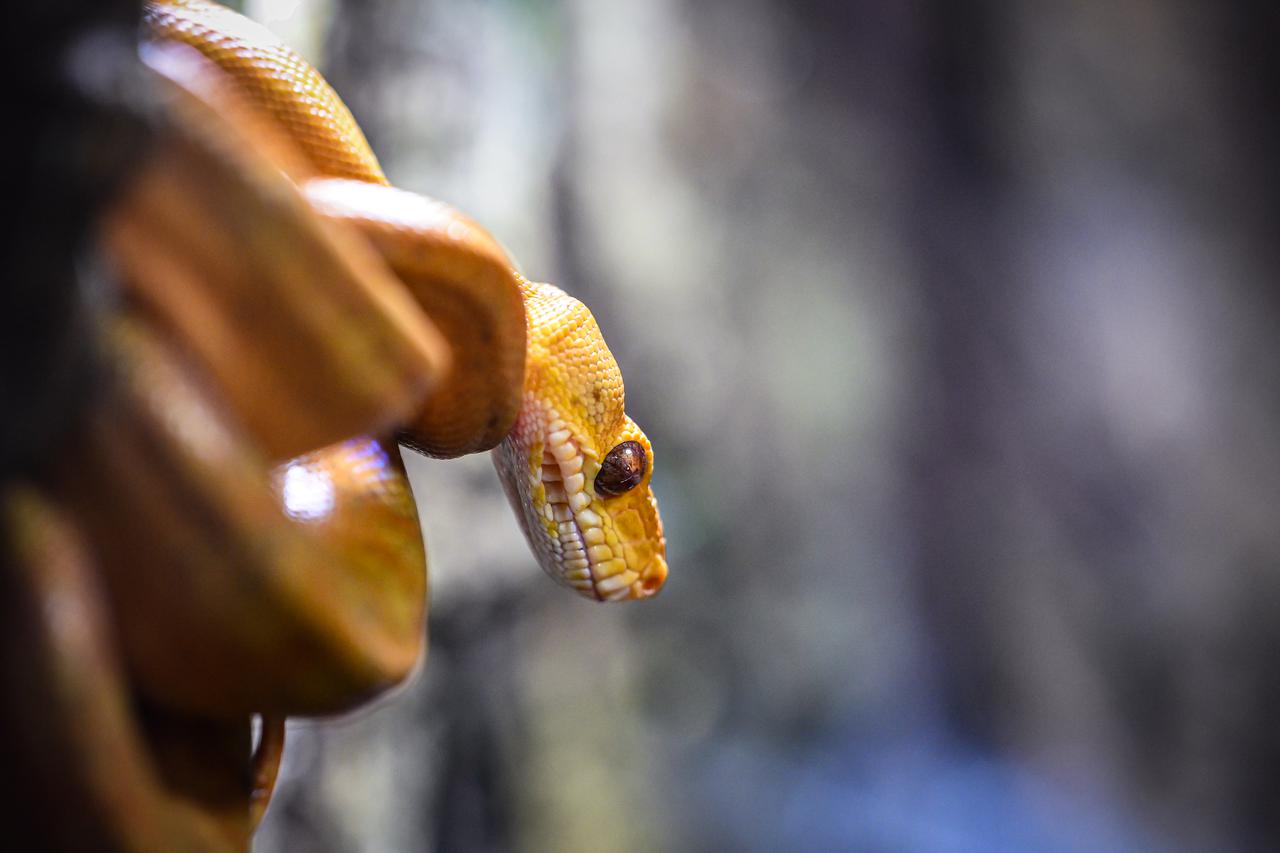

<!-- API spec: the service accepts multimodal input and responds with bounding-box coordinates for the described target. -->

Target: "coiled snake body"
[143,0,669,602]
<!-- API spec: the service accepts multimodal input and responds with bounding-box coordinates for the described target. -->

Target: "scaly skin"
[495,276,667,599]
[144,0,668,600]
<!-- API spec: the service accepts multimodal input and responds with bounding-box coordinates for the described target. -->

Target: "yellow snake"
[0,2,674,843]
[141,0,669,601]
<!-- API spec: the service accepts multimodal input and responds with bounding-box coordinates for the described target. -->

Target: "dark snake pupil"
[595,441,646,496]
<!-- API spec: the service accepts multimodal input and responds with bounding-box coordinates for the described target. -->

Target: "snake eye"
[595,441,647,497]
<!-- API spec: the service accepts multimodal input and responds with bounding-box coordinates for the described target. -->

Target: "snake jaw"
[495,402,668,601]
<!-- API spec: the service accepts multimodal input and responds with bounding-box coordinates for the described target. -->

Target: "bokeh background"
[237,1,1280,851]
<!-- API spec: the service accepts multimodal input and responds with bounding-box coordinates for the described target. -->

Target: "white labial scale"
[599,572,639,595]
[596,558,627,580]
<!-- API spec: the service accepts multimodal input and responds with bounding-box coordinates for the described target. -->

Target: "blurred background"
[225,1,1280,851]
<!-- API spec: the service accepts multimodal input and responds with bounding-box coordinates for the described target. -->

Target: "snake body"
[143,0,668,601]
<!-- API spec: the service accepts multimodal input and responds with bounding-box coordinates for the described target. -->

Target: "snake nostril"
[594,441,646,497]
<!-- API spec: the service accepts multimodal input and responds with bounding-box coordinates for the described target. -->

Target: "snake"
[149,0,671,829]
[142,0,669,602]
[0,1,672,843]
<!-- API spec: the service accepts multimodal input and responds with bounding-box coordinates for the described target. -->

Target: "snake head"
[493,280,668,600]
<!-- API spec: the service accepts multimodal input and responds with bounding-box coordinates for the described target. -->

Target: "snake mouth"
[538,427,660,601]
[540,446,625,601]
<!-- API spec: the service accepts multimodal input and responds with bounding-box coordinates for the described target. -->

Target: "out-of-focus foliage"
[254,1,1280,851]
